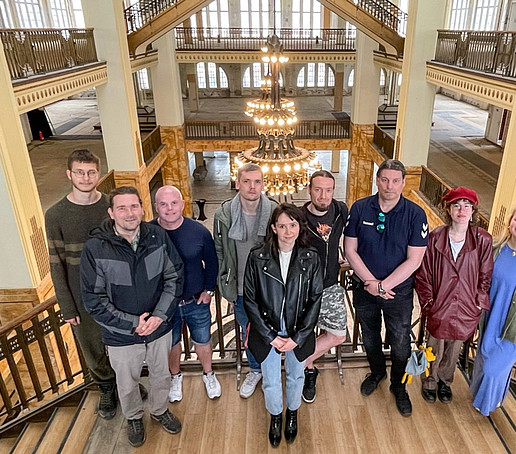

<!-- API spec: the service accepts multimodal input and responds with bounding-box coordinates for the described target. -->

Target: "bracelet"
[378,282,386,296]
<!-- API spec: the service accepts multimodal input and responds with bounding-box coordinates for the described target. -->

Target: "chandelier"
[231,34,320,196]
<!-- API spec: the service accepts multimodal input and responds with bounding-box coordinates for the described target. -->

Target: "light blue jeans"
[261,330,305,415]
[235,295,261,371]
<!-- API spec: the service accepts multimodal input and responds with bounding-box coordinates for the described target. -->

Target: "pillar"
[187,74,199,112]
[333,63,344,111]
[395,0,446,166]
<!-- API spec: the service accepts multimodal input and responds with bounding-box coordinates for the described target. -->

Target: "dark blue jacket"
[81,220,183,346]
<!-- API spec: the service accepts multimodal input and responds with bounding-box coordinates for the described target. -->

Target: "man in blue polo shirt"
[344,159,428,417]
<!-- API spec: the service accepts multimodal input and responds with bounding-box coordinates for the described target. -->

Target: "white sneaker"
[240,371,262,398]
[169,373,183,403]
[203,372,222,399]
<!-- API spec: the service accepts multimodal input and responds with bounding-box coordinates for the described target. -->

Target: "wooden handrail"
[0,296,57,336]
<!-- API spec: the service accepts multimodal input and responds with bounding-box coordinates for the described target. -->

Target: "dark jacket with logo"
[302,199,348,288]
[415,225,493,340]
[243,243,323,362]
[81,220,184,346]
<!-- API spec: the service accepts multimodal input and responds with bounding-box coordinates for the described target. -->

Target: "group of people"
[45,150,516,448]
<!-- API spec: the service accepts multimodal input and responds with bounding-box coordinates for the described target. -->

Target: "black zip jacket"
[243,243,323,363]
[81,220,183,346]
[302,199,348,288]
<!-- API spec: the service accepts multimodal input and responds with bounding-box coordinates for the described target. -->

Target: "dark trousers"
[353,284,414,391]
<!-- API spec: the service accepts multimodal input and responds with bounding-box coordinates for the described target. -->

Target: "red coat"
[415,225,493,340]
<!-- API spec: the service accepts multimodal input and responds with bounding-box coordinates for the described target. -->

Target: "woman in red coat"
[415,187,493,404]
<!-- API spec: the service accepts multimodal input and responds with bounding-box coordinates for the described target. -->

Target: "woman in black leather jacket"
[244,203,323,447]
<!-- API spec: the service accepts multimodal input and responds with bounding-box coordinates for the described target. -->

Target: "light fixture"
[233,33,320,195]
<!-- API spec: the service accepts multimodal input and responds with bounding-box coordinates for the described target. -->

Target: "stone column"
[395,0,446,166]
[333,63,344,111]
[0,43,51,314]
[187,74,199,112]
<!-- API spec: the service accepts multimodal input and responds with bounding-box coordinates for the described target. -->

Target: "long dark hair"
[265,203,309,259]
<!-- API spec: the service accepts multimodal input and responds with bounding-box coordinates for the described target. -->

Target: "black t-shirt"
[305,203,335,243]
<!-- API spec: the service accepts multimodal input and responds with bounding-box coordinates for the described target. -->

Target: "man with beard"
[300,170,348,403]
[214,163,277,398]
[45,149,118,419]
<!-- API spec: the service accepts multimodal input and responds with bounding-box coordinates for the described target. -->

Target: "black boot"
[284,408,298,443]
[269,413,282,447]
[98,381,117,420]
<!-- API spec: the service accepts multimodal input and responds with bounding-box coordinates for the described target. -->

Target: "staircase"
[0,387,98,454]
[125,0,212,55]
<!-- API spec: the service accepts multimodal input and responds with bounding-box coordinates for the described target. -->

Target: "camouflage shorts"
[317,283,348,337]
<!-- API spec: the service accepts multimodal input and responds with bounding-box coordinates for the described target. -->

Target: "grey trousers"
[421,334,463,390]
[107,333,172,420]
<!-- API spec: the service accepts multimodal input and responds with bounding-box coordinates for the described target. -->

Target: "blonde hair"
[493,207,516,249]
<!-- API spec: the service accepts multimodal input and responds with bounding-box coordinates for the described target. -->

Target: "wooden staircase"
[0,389,98,454]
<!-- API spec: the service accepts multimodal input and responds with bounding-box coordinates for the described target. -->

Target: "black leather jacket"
[243,243,323,363]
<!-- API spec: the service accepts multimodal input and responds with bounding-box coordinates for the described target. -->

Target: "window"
[197,62,229,89]
[473,0,500,30]
[380,69,386,86]
[348,69,354,87]
[15,0,45,28]
[243,63,283,88]
[449,0,470,29]
[200,0,230,36]
[136,69,150,90]
[49,0,70,27]
[240,0,269,37]
[0,0,13,27]
[297,63,334,87]
[292,0,321,37]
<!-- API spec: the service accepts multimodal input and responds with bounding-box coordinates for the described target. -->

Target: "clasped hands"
[270,336,298,352]
[364,280,396,300]
[135,312,163,336]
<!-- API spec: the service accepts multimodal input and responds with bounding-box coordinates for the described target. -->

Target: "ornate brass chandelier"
[231,34,320,196]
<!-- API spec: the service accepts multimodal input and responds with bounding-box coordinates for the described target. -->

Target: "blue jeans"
[353,283,414,391]
[235,295,261,371]
[171,300,211,347]
[261,331,305,415]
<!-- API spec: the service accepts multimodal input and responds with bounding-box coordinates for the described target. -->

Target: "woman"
[415,186,493,404]
[244,203,323,447]
[470,208,516,415]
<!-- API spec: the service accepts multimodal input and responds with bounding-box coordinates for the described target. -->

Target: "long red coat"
[415,225,493,340]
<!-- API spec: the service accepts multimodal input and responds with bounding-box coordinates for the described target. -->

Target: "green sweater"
[45,194,109,319]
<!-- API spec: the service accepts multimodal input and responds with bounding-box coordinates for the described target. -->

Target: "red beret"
[442,186,478,205]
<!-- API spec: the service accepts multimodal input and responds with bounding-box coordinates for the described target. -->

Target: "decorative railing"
[372,124,394,159]
[354,0,407,36]
[0,28,98,80]
[184,120,350,140]
[434,30,516,78]
[175,28,356,51]
[125,0,178,34]
[419,165,489,230]
[96,170,115,196]
[0,297,85,423]
[142,126,164,165]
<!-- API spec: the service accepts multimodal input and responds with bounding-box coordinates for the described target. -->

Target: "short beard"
[311,202,330,213]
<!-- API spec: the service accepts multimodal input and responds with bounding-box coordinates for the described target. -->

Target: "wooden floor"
[84,363,515,454]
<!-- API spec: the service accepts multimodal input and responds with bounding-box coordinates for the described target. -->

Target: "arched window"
[380,69,386,86]
[348,69,354,87]
[292,0,321,37]
[196,62,229,89]
[397,73,402,86]
[297,63,335,88]
[297,67,305,87]
[243,63,283,88]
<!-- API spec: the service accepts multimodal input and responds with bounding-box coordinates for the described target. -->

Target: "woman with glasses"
[415,187,493,404]
[243,203,323,447]
[470,208,516,416]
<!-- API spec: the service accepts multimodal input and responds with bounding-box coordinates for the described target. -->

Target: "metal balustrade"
[175,27,356,51]
[435,30,516,78]
[354,0,407,36]
[125,0,178,34]
[372,124,395,159]
[0,28,98,80]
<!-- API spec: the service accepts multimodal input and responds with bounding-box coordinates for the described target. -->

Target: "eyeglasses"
[376,212,386,233]
[450,202,473,210]
[71,169,98,177]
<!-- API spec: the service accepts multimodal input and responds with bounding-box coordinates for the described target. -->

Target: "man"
[344,159,428,417]
[45,149,118,419]
[81,186,184,447]
[300,170,349,403]
[213,163,277,398]
[151,186,220,402]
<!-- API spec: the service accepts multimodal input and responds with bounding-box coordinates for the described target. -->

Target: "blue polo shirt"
[345,194,428,289]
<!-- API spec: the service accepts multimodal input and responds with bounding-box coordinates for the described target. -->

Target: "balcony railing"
[0,28,98,81]
[434,30,516,78]
[372,124,394,159]
[142,126,164,165]
[184,119,350,140]
[354,0,407,36]
[175,28,356,51]
[125,0,178,34]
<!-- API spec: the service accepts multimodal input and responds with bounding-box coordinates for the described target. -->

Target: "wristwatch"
[378,282,386,296]
[205,290,215,297]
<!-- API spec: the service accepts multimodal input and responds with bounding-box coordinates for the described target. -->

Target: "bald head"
[155,185,185,230]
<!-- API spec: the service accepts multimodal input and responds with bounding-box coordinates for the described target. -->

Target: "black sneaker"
[302,367,319,403]
[127,418,145,447]
[390,386,412,417]
[360,373,387,396]
[421,387,436,403]
[438,381,453,403]
[98,382,117,420]
[151,410,182,434]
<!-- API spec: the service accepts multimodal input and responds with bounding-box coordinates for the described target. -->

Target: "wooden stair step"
[10,422,47,454]
[0,437,16,454]
[34,406,77,454]
[59,391,99,454]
